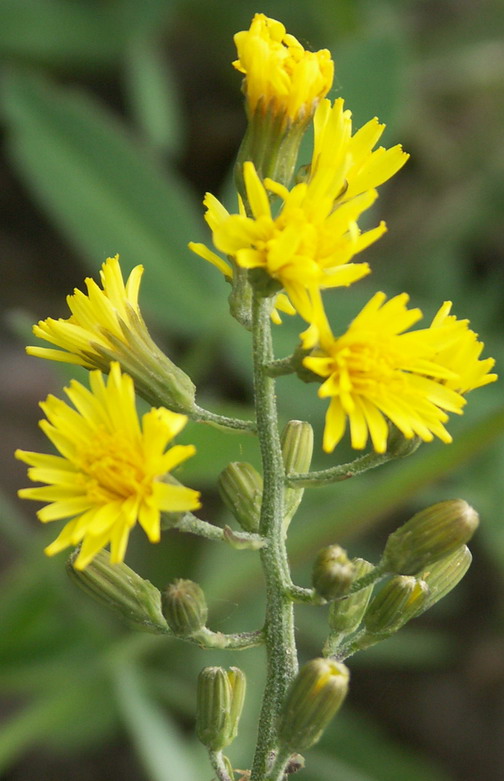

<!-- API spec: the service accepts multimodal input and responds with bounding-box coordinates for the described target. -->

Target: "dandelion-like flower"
[27,255,195,413]
[16,363,201,569]
[233,13,334,124]
[191,96,408,323]
[190,162,378,322]
[302,293,497,453]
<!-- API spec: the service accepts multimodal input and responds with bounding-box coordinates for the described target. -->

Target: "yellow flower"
[27,255,195,413]
[309,98,409,206]
[429,302,497,393]
[191,162,378,322]
[233,13,334,123]
[302,293,497,453]
[29,255,142,368]
[16,363,201,569]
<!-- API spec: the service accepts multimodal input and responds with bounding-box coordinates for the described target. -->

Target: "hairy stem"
[250,294,298,781]
[286,450,397,487]
[208,750,233,781]
[193,404,257,432]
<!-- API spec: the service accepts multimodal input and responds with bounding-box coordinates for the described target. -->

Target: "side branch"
[166,512,266,549]
[194,626,265,650]
[286,450,397,487]
[193,404,257,433]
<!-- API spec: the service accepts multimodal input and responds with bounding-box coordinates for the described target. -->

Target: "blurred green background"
[1,1,503,779]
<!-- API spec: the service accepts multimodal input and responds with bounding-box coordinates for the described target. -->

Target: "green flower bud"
[363,576,429,638]
[278,658,349,753]
[196,666,246,751]
[312,545,355,601]
[386,424,422,458]
[66,549,168,633]
[282,420,314,475]
[161,579,208,638]
[218,461,262,532]
[282,420,313,527]
[381,500,479,575]
[415,545,472,616]
[328,558,375,635]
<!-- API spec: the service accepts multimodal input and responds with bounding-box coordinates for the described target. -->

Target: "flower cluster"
[190,13,496,453]
[16,13,497,575]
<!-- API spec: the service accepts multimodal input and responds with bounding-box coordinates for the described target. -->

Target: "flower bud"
[278,658,349,752]
[218,461,262,532]
[282,420,313,527]
[363,576,429,638]
[233,14,333,192]
[381,500,479,575]
[328,558,375,635]
[415,545,472,616]
[66,549,168,633]
[312,545,355,601]
[196,666,246,751]
[386,424,422,458]
[161,579,208,638]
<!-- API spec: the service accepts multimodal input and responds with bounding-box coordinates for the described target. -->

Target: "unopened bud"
[381,500,479,575]
[282,420,313,526]
[218,461,262,532]
[415,545,472,616]
[196,666,246,751]
[161,579,208,638]
[66,549,167,633]
[278,658,349,752]
[312,545,355,601]
[363,576,429,638]
[328,558,375,635]
[386,424,422,458]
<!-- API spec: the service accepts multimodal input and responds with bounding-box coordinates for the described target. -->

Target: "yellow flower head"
[302,293,497,453]
[28,255,143,369]
[191,161,379,322]
[27,254,195,413]
[16,363,201,569]
[233,13,334,123]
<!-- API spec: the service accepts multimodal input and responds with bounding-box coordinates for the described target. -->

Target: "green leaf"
[123,38,183,155]
[0,0,123,69]
[1,70,221,333]
[113,660,203,781]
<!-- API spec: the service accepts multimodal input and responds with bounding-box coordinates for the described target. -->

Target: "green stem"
[208,750,233,781]
[193,404,257,433]
[264,747,293,781]
[192,626,264,650]
[250,294,298,781]
[335,629,380,661]
[285,584,325,604]
[348,564,388,595]
[264,355,296,377]
[168,512,266,549]
[286,450,397,487]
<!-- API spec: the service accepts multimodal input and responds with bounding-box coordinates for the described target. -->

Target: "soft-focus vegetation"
[1,1,503,779]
